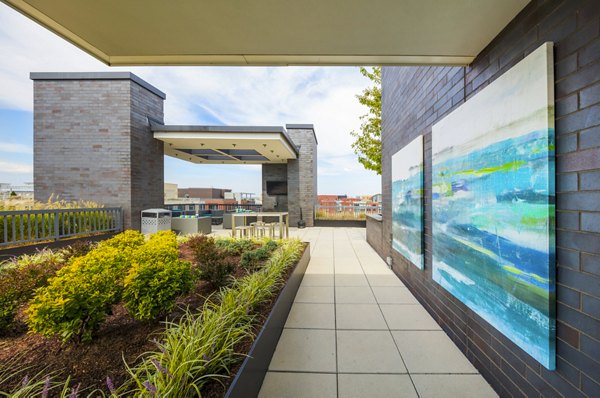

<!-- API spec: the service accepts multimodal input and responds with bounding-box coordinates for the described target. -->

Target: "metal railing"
[0,207,122,248]
[315,204,382,220]
[164,203,263,213]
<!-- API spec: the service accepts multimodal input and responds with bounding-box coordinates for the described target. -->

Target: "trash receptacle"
[141,209,172,234]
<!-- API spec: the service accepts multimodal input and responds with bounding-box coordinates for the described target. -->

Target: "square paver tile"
[309,257,335,266]
[295,286,334,303]
[335,286,376,304]
[337,330,406,373]
[372,286,419,304]
[392,331,478,373]
[335,266,364,275]
[366,274,405,287]
[269,329,336,372]
[338,374,417,398]
[335,274,369,286]
[336,304,388,330]
[285,303,335,329]
[259,372,337,398]
[380,304,441,330]
[301,274,335,286]
[412,374,498,398]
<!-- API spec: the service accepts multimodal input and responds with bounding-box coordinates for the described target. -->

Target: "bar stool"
[251,221,273,237]
[234,225,255,238]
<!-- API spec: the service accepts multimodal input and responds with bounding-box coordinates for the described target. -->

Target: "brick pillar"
[285,125,318,227]
[31,72,165,230]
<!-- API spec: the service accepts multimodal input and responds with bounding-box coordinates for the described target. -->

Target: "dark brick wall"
[366,215,383,255]
[33,75,165,230]
[379,1,600,396]
[262,163,288,212]
[129,82,165,230]
[262,128,317,227]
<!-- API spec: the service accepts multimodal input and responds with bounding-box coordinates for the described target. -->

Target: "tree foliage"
[350,66,382,174]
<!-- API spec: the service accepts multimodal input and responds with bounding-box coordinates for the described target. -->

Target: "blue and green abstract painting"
[392,135,423,269]
[431,43,556,369]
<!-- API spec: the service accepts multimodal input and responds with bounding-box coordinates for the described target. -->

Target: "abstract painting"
[431,42,555,369]
[392,135,423,269]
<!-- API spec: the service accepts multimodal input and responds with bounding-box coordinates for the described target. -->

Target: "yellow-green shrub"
[0,250,65,331]
[123,231,193,320]
[123,258,193,320]
[98,229,145,253]
[26,246,132,342]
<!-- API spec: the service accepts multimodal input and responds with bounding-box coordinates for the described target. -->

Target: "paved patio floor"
[257,227,498,398]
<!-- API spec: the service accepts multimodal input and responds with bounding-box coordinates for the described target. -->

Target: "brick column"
[31,72,165,230]
[286,125,318,227]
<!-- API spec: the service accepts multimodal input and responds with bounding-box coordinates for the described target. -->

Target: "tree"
[350,66,381,175]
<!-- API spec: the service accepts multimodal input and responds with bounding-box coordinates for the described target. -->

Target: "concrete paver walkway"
[258,227,498,398]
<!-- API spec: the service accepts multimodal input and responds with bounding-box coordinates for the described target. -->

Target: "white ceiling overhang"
[3,0,530,66]
[152,124,298,165]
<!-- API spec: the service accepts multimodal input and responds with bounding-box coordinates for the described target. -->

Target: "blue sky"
[0,5,381,197]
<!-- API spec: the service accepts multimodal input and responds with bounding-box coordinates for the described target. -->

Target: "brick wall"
[378,1,600,396]
[366,215,383,255]
[32,73,165,230]
[262,127,318,227]
[129,81,165,230]
[287,127,318,227]
[262,163,288,212]
[33,79,132,213]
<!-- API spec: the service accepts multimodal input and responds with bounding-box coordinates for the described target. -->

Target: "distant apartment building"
[164,184,259,207]
[317,194,379,207]
[0,183,34,200]
[164,183,178,200]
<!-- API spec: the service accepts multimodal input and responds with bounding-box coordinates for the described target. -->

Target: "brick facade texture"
[33,78,164,230]
[262,128,317,227]
[262,163,289,213]
[378,1,600,397]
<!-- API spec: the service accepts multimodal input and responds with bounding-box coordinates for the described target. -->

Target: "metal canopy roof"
[152,124,299,165]
[3,0,530,66]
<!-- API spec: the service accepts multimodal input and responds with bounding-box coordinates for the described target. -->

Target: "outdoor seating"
[233,225,254,238]
[251,221,274,237]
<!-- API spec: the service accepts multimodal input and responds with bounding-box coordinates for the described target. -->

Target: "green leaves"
[350,66,382,174]
[124,239,304,396]
[123,232,193,321]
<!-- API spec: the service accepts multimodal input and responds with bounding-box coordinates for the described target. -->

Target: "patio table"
[231,212,289,238]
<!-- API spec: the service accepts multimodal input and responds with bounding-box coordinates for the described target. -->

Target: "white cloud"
[0,4,380,196]
[0,161,33,173]
[0,143,32,154]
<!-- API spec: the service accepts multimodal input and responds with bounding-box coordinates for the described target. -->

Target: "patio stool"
[269,222,286,238]
[251,221,272,238]
[234,225,255,238]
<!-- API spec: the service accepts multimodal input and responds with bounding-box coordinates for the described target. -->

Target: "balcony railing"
[315,204,382,220]
[0,207,122,248]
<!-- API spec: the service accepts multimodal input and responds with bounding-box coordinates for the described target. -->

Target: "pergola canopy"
[3,0,529,66]
[152,124,299,165]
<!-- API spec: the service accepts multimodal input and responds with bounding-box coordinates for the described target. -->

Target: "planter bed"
[0,232,308,397]
[224,242,310,397]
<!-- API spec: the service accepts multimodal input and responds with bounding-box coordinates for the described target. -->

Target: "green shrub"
[214,238,256,256]
[189,235,235,288]
[59,240,96,260]
[0,250,65,331]
[125,239,304,396]
[240,247,270,269]
[26,246,132,342]
[239,240,279,269]
[123,231,193,320]
[263,239,279,252]
[26,231,196,341]
[98,229,145,253]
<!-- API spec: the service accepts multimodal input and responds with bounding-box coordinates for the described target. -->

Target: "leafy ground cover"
[0,231,304,397]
